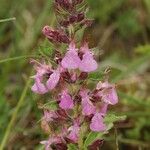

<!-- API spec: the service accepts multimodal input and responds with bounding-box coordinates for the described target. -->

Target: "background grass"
[0,0,150,149]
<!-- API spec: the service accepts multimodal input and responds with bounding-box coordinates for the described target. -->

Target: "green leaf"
[88,71,103,81]
[43,100,58,110]
[104,114,126,124]
[67,144,77,150]
[84,131,104,148]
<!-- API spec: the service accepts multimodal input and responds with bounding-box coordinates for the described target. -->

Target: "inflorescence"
[31,0,118,149]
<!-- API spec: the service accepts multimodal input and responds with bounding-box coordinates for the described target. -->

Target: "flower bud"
[77,13,85,22]
[60,20,70,27]
[81,19,93,27]
[42,26,69,44]
[69,15,77,23]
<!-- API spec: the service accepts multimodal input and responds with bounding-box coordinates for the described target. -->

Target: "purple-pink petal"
[40,136,61,150]
[90,113,106,132]
[31,76,48,94]
[100,103,108,115]
[102,87,118,105]
[96,81,118,105]
[61,51,81,69]
[43,110,58,122]
[80,89,95,115]
[81,97,96,116]
[59,90,74,110]
[61,41,81,69]
[46,70,60,90]
[68,123,80,142]
[79,52,98,72]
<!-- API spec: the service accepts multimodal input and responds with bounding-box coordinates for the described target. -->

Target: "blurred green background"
[0,0,150,149]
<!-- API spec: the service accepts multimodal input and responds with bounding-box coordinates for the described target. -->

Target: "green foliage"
[38,40,54,57]
[135,44,150,54]
[42,100,58,110]
[88,71,103,81]
[0,95,11,141]
[84,131,104,148]
[88,0,124,23]
[104,114,126,124]
[144,0,150,15]
[117,9,141,37]
[67,144,78,150]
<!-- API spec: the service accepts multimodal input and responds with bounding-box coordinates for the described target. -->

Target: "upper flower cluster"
[31,41,97,94]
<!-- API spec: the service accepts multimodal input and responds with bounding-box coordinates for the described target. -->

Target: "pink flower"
[59,90,74,110]
[61,41,81,69]
[40,136,61,150]
[31,60,61,94]
[31,76,48,94]
[90,113,106,132]
[79,43,98,72]
[68,122,80,143]
[46,69,60,90]
[30,59,51,76]
[80,89,96,116]
[96,81,118,105]
[43,110,58,122]
[81,97,96,116]
[100,103,108,116]
[61,42,98,73]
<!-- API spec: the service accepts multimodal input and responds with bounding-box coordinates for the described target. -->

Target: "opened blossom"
[68,122,80,143]
[80,89,96,116]
[90,112,106,132]
[31,64,62,94]
[100,103,108,115]
[46,69,60,90]
[61,41,80,69]
[31,60,50,94]
[79,43,98,72]
[43,110,58,122]
[96,81,118,105]
[61,41,98,72]
[31,76,48,94]
[59,89,74,110]
[40,136,62,150]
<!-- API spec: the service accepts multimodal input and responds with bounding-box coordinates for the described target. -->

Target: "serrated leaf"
[67,144,77,150]
[104,114,126,124]
[84,131,104,148]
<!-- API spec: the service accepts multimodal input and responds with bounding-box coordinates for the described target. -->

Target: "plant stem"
[0,55,38,64]
[0,75,32,150]
[115,128,119,150]
[0,17,16,23]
